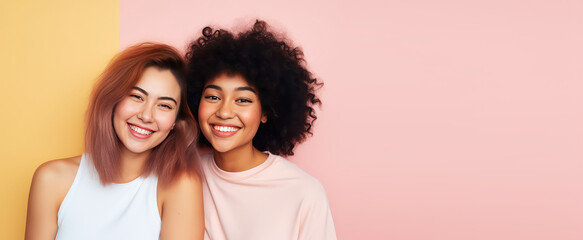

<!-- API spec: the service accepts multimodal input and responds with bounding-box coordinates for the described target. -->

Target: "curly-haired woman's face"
[113,67,181,156]
[198,74,267,154]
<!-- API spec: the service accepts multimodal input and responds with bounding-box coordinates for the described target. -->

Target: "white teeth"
[213,125,239,132]
[129,124,153,135]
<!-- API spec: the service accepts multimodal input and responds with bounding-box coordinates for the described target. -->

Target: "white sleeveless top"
[55,154,161,240]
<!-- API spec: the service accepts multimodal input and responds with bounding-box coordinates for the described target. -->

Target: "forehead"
[205,73,254,90]
[136,67,181,97]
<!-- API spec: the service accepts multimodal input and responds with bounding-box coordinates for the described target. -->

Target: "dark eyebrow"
[235,86,257,94]
[203,85,221,91]
[133,87,177,104]
[159,97,177,104]
[132,87,148,96]
[203,84,257,94]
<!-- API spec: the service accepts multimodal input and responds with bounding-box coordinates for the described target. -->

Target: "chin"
[206,137,252,154]
[209,141,239,153]
[126,148,149,154]
[123,142,152,154]
[211,146,233,153]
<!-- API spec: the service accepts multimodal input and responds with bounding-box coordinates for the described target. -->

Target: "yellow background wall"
[0,1,119,238]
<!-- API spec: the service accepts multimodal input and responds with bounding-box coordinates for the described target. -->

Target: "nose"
[216,102,235,119]
[137,104,154,122]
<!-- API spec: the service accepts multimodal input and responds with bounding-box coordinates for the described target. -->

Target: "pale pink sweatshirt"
[201,152,337,240]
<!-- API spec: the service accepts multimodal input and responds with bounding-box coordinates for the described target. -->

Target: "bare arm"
[25,157,80,240]
[159,172,204,240]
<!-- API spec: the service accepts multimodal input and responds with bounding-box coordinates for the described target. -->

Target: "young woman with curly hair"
[25,43,204,240]
[186,20,336,239]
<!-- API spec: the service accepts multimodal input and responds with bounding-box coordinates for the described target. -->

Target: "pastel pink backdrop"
[121,0,583,239]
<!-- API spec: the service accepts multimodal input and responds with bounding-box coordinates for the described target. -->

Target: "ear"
[261,112,267,123]
[171,122,176,130]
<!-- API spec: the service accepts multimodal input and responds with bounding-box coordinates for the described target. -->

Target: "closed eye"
[159,104,174,110]
[130,94,143,101]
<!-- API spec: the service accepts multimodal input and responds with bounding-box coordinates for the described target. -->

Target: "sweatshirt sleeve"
[298,180,337,240]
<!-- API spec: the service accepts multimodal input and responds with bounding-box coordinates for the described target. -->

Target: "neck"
[213,144,268,172]
[117,148,150,183]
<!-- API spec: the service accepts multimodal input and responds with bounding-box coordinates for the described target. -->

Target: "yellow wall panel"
[0,1,119,238]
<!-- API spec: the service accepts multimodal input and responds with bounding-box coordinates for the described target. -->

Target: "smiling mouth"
[210,124,240,137]
[129,123,154,135]
[212,125,240,132]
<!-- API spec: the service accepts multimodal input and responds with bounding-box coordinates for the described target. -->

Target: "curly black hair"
[185,20,322,156]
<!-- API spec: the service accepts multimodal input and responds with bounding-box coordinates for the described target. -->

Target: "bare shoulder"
[158,172,202,198]
[157,172,204,240]
[26,156,82,240]
[34,156,80,182]
[31,155,81,193]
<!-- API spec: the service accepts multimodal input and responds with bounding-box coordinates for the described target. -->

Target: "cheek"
[157,112,177,131]
[113,100,133,122]
[241,106,264,127]
[198,102,213,122]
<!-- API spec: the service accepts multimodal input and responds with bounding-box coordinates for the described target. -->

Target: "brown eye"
[204,95,220,101]
[235,98,252,103]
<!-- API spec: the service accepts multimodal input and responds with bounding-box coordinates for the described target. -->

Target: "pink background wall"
[122,0,583,239]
